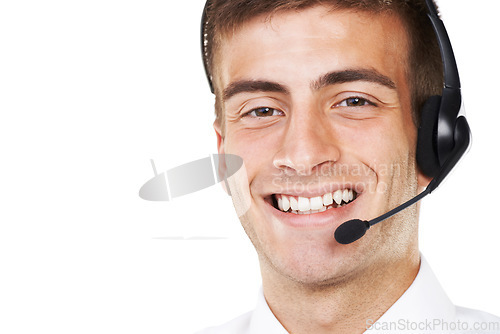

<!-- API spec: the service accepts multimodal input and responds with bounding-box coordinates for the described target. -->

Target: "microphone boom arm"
[369,187,431,227]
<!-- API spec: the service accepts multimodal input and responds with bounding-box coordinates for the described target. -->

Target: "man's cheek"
[226,158,252,218]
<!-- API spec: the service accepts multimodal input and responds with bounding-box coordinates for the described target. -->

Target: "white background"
[0,0,498,333]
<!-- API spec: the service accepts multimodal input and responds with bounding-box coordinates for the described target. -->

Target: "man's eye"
[246,107,283,117]
[336,97,374,107]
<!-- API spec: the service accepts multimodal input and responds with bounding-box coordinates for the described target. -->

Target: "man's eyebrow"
[312,69,396,90]
[223,80,290,101]
[222,69,395,101]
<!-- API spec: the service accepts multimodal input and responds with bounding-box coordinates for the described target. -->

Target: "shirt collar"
[248,255,455,334]
[248,287,289,334]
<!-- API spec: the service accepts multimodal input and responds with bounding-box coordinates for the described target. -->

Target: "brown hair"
[202,0,443,131]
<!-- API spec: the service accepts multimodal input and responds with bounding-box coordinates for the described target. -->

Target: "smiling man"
[196,0,499,333]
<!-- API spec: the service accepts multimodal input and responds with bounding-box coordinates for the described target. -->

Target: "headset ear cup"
[417,95,442,178]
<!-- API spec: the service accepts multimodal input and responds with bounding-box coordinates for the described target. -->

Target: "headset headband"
[424,0,460,90]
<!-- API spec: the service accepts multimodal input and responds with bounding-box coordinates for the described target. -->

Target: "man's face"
[215,6,427,285]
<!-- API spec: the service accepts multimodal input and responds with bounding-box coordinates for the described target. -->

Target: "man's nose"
[273,110,341,176]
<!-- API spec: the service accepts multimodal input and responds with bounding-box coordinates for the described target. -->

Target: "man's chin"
[260,247,367,289]
[238,193,384,286]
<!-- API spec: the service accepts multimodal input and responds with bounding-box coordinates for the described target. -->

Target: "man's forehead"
[215,6,409,93]
[217,5,407,45]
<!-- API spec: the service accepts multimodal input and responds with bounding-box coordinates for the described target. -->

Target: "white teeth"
[282,195,290,211]
[310,196,323,210]
[342,189,350,203]
[333,190,343,205]
[276,189,357,214]
[323,192,333,206]
[298,196,310,212]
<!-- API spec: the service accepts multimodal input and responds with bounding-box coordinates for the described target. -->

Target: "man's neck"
[260,250,420,334]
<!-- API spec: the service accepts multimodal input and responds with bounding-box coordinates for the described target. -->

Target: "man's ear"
[214,120,224,155]
[213,120,229,193]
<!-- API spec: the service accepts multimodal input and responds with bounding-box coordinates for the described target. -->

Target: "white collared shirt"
[196,256,500,333]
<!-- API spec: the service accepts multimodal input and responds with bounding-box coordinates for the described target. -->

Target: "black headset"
[200,0,471,192]
[416,0,470,190]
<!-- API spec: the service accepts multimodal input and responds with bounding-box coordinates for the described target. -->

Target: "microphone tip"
[334,219,370,245]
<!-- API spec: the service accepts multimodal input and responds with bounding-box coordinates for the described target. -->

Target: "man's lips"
[262,189,362,230]
[273,189,358,214]
[264,186,361,216]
